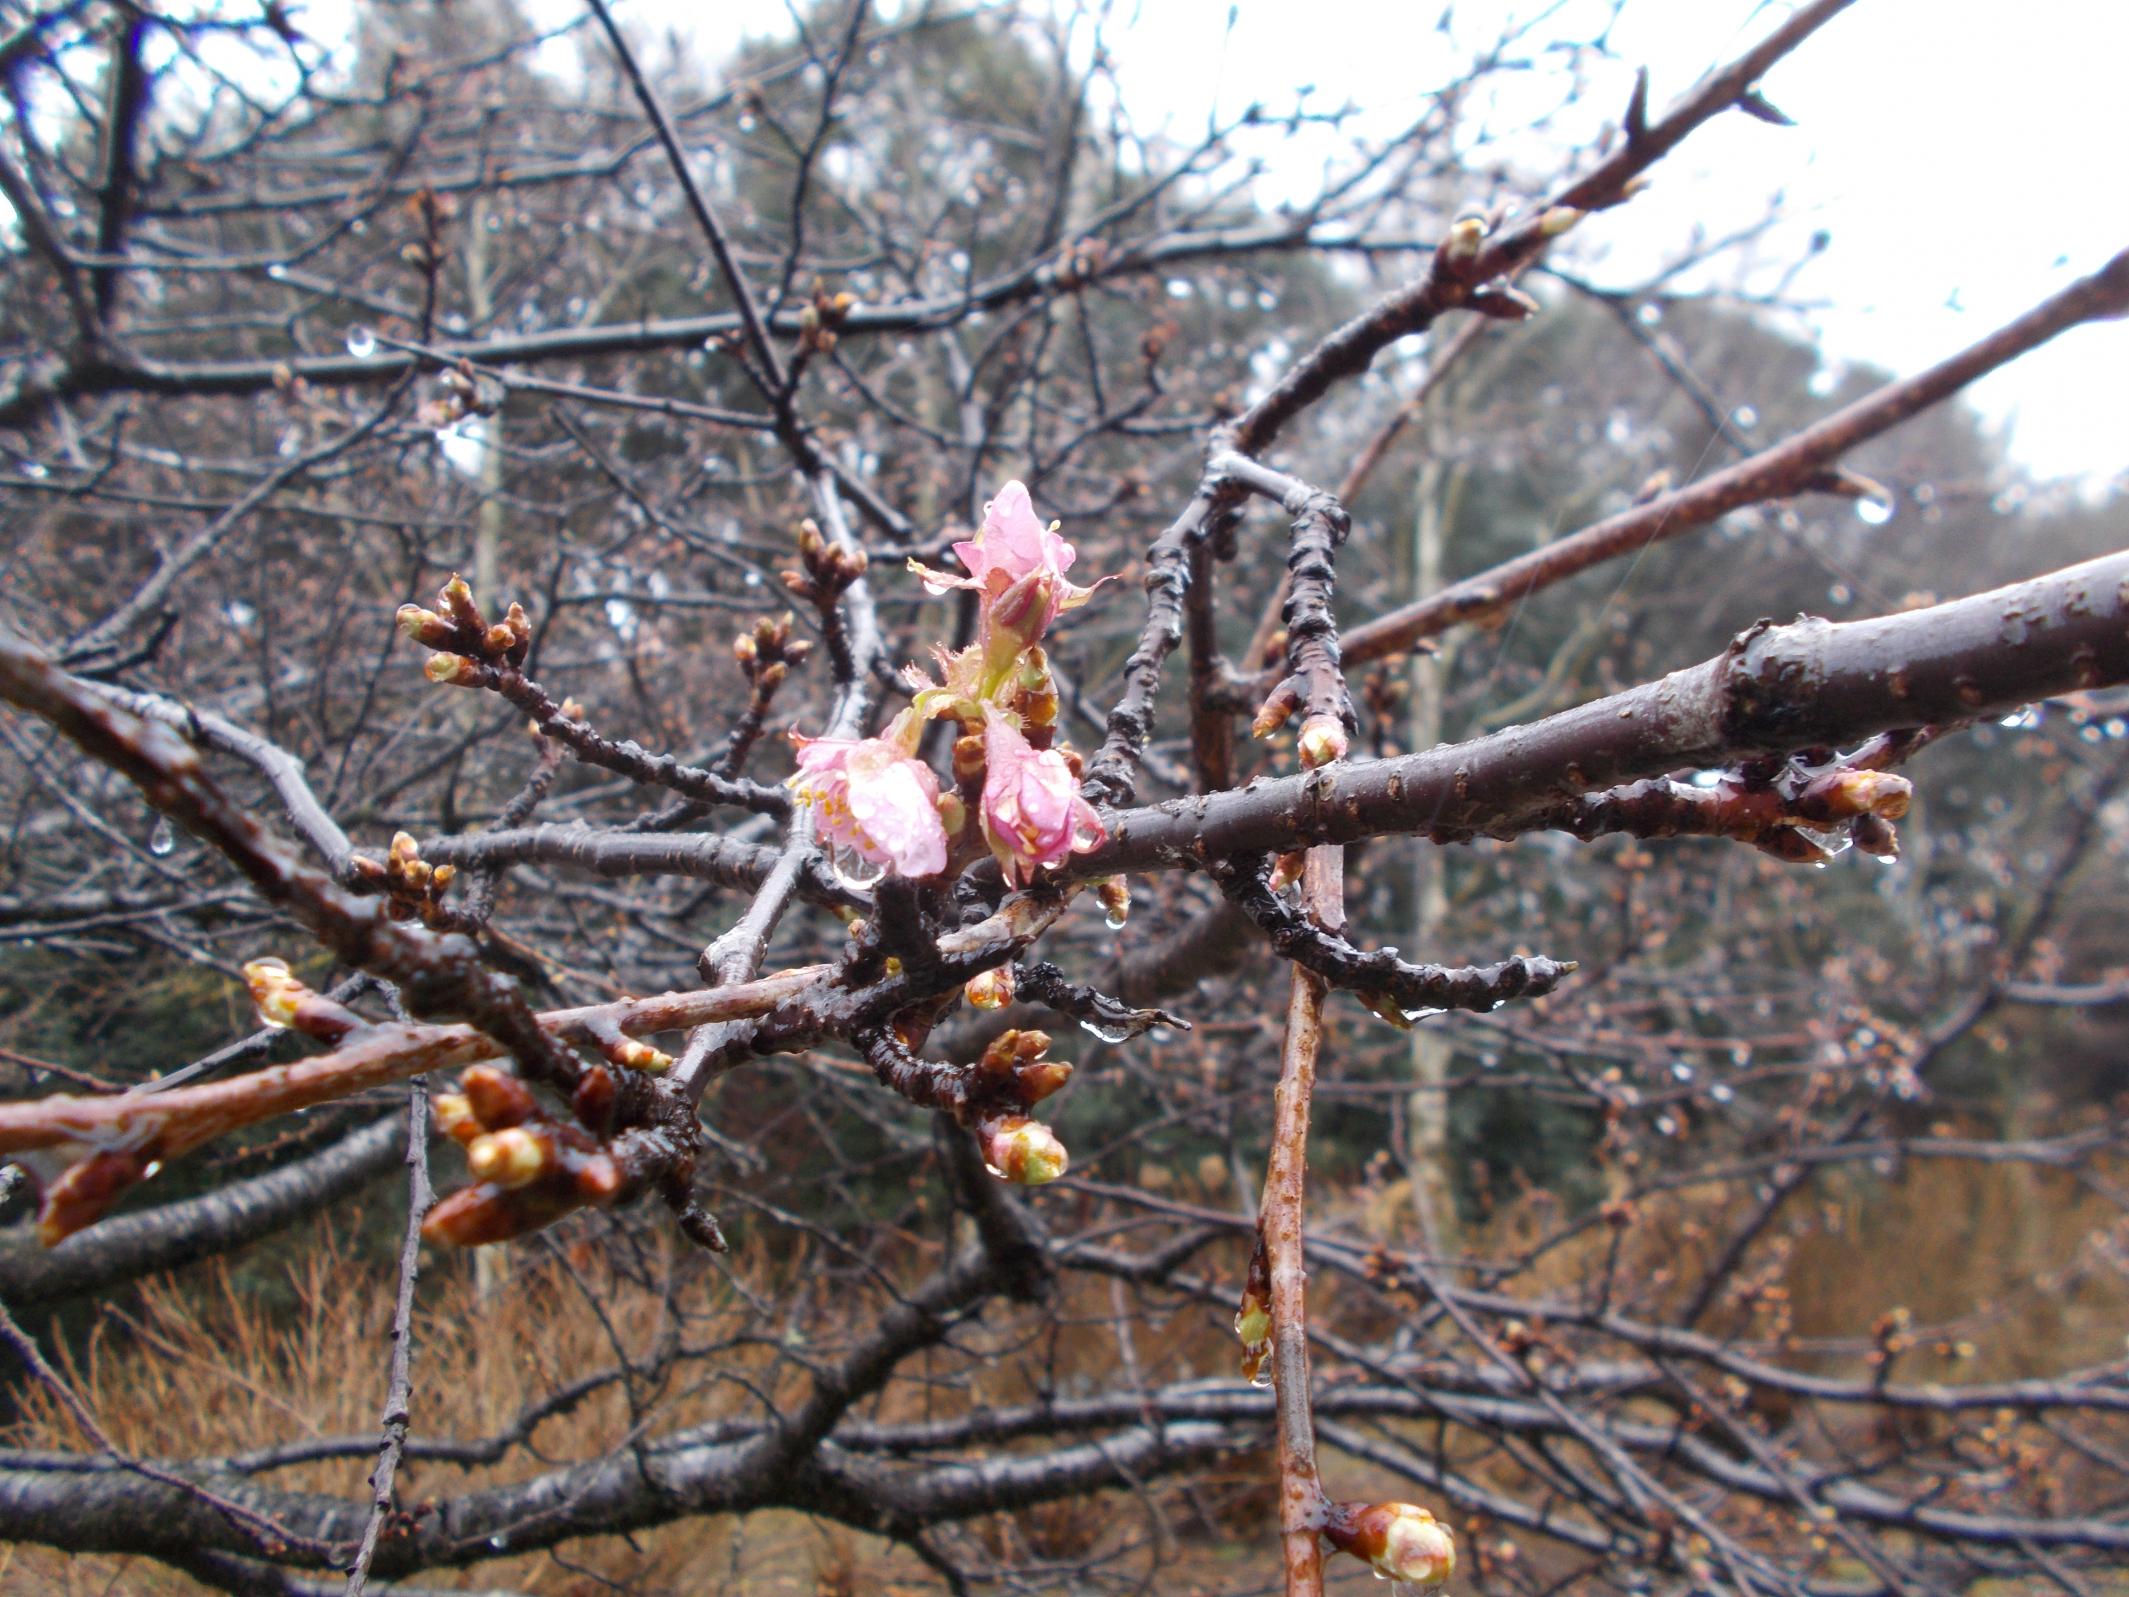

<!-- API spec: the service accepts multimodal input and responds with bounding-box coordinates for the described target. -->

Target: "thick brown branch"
[1081,552,2129,875]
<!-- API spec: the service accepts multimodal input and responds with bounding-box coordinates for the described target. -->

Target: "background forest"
[1,1,2125,1594]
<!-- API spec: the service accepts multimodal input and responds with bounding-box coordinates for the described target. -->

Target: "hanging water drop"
[828,854,885,893]
[1708,1083,1735,1104]
[1401,1006,1445,1025]
[1669,1059,1695,1082]
[1855,495,1895,526]
[1104,909,1127,931]
[1078,1019,1134,1045]
[148,817,175,856]
[1249,1366,1274,1390]
[345,325,376,358]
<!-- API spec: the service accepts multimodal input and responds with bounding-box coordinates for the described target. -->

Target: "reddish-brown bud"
[438,573,485,633]
[432,1092,480,1145]
[1323,1501,1456,1588]
[1014,1059,1074,1104]
[396,604,457,649]
[37,1150,156,1246]
[423,653,482,687]
[460,1064,536,1130]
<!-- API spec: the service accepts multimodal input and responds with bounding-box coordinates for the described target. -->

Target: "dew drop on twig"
[148,817,175,856]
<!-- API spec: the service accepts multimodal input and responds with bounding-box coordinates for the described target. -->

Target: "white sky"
[673,0,2125,486]
[218,0,2129,486]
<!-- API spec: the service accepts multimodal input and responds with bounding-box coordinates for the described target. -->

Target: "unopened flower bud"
[467,1126,548,1189]
[390,831,420,863]
[1812,769,1912,821]
[244,957,303,1029]
[460,1064,536,1130]
[424,653,481,686]
[614,1038,671,1074]
[482,623,518,659]
[965,967,1015,1009]
[1324,1502,1456,1589]
[1095,875,1130,929]
[438,574,484,632]
[1235,1285,1272,1386]
[979,1115,1068,1185]
[432,1092,479,1144]
[1015,1059,1073,1103]
[1250,694,1295,739]
[1443,214,1487,262]
[396,605,456,649]
[1539,204,1584,237]
[1297,715,1350,769]
[1852,812,1900,859]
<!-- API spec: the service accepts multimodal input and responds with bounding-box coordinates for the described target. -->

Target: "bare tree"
[2,2,2127,1594]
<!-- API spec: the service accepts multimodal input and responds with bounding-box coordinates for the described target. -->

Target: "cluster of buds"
[969,1029,1073,1185]
[978,1027,1072,1106]
[424,1065,626,1247]
[398,185,450,274]
[1321,1501,1457,1589]
[398,574,530,685]
[1754,762,1912,865]
[796,280,857,354]
[788,482,1114,891]
[417,363,503,431]
[732,611,811,696]
[1868,1305,1914,1370]
[781,518,869,607]
[346,831,458,924]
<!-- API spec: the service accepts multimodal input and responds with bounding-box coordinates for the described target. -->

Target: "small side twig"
[342,1079,434,1596]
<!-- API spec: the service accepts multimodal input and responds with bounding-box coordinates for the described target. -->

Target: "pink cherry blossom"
[788,731,948,879]
[980,710,1104,886]
[910,481,1106,657]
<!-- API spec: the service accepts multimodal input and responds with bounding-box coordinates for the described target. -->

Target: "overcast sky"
[250,0,2128,486]
[644,0,2120,487]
